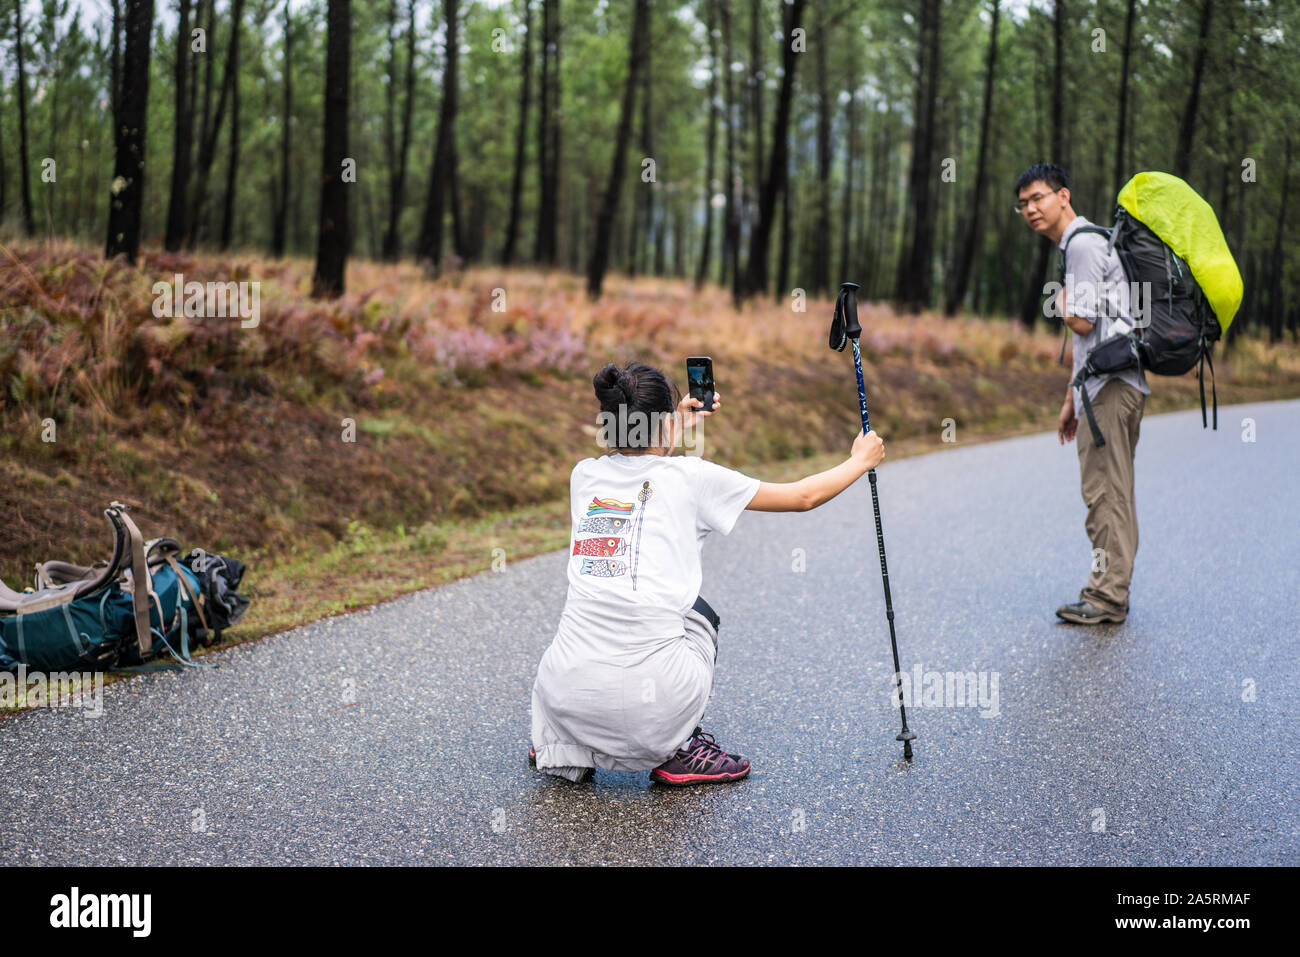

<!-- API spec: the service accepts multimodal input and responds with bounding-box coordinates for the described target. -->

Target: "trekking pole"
[829,281,916,761]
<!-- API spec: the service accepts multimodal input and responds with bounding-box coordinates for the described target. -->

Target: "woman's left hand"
[677,391,721,430]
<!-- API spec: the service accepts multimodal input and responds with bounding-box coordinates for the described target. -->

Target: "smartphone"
[686,357,715,413]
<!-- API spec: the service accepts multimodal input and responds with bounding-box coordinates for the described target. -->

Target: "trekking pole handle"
[830,282,871,434]
[829,282,862,350]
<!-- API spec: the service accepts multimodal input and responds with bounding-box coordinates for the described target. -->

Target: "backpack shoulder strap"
[1071,368,1107,449]
[1059,224,1113,278]
[111,503,153,660]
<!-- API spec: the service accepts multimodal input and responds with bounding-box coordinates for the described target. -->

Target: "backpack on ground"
[0,502,248,674]
[1060,171,1244,447]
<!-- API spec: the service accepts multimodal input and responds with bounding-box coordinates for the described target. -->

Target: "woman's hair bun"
[593,363,623,397]
[590,361,679,451]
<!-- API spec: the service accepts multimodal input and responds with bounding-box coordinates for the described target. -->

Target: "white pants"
[530,605,720,778]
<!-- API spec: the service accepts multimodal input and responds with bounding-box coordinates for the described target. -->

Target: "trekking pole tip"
[897,728,917,761]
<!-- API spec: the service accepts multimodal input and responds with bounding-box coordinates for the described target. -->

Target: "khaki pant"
[1076,378,1145,615]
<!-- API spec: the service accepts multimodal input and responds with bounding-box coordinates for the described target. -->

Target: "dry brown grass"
[2,237,1297,631]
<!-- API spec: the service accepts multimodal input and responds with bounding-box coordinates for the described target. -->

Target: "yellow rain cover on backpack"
[1117,171,1243,333]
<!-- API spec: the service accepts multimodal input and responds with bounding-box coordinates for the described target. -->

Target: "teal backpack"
[0,503,215,673]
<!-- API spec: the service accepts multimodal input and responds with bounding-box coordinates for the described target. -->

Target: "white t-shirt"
[560,452,762,642]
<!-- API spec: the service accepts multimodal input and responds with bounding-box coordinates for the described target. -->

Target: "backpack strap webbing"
[1073,371,1107,449]
[1058,224,1113,281]
[111,504,153,660]
[1199,345,1218,431]
[164,553,210,636]
[1055,225,1113,367]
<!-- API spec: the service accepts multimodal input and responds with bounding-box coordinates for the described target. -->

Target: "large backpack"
[0,503,243,674]
[1061,171,1244,447]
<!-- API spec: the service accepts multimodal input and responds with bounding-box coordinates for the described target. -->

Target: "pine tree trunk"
[630,23,654,278]
[672,203,685,275]
[417,0,461,270]
[749,0,763,209]
[1019,2,1061,327]
[449,138,466,258]
[586,0,650,299]
[105,0,155,262]
[945,0,999,316]
[14,0,37,237]
[775,147,791,299]
[312,0,351,297]
[381,0,400,257]
[896,0,941,310]
[695,0,718,290]
[1113,0,1136,199]
[534,0,561,265]
[188,0,236,246]
[720,0,738,295]
[502,0,533,265]
[1267,136,1291,343]
[219,0,245,250]
[165,0,193,251]
[0,108,6,216]
[812,0,831,297]
[272,0,292,257]
[743,0,806,301]
[187,0,202,135]
[1175,0,1214,181]
[380,0,417,259]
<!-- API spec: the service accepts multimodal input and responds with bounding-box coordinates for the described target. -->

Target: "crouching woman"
[530,361,884,785]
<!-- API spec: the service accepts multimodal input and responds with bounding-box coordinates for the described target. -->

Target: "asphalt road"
[2,400,1297,865]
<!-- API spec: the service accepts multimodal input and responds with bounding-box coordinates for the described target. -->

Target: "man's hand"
[1063,312,1095,336]
[1058,392,1078,445]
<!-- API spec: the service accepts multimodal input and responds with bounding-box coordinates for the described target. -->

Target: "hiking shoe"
[1056,600,1126,624]
[650,728,750,786]
[528,745,594,783]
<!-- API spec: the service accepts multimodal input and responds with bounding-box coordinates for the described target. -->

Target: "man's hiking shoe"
[1056,600,1126,624]
[527,745,594,783]
[650,728,750,786]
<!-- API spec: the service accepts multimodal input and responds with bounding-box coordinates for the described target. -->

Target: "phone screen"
[687,357,714,412]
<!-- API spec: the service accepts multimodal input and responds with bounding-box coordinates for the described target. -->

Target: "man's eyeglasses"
[1013,189,1061,215]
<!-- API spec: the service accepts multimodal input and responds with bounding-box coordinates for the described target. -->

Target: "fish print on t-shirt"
[573,487,651,582]
[573,537,627,557]
[578,515,630,535]
[579,558,626,577]
[575,496,634,578]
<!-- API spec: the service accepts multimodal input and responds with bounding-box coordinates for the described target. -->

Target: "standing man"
[1014,163,1149,625]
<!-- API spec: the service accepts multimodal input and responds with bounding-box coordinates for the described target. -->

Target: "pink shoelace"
[680,731,732,772]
